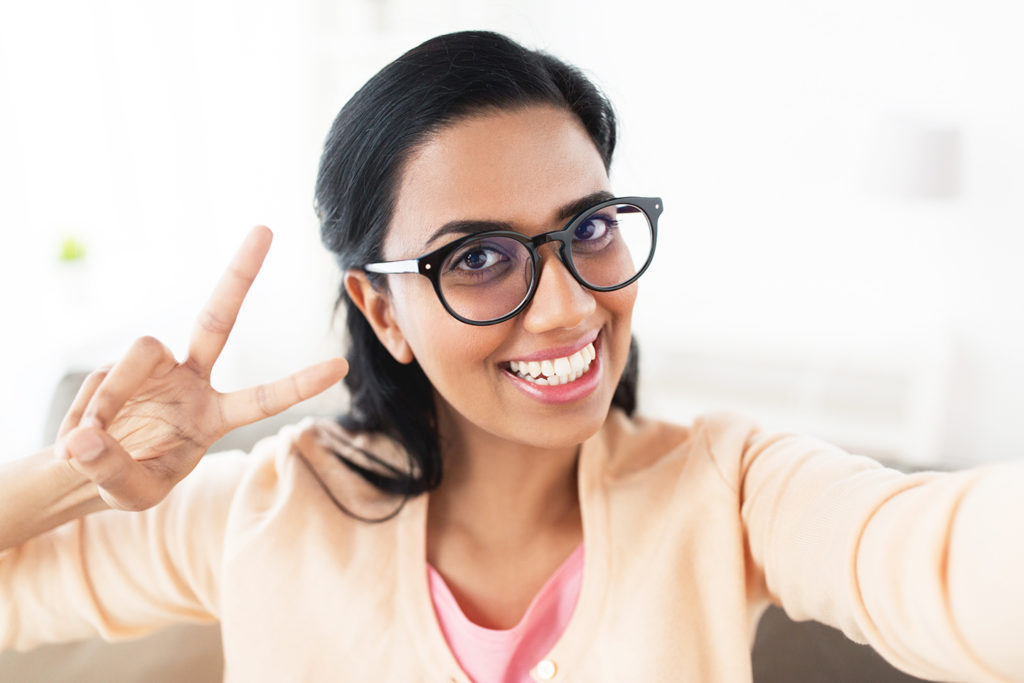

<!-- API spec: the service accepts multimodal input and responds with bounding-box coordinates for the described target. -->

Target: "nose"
[520,249,596,333]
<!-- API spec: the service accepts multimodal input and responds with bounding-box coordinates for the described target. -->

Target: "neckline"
[396,425,611,681]
[426,541,585,638]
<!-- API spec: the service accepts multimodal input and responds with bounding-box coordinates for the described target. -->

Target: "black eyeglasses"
[363,196,663,325]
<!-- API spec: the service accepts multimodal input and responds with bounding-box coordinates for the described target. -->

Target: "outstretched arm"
[732,416,1023,682]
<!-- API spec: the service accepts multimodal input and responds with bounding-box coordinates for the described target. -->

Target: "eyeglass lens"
[437,203,653,322]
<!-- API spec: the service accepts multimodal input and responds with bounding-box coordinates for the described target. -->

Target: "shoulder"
[593,408,769,485]
[226,416,407,523]
[599,406,761,456]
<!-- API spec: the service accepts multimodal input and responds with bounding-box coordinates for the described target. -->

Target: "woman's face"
[358,105,636,450]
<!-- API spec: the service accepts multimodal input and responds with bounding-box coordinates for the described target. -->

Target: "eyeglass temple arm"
[363,259,420,274]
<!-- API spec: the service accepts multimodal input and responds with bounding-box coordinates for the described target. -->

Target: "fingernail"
[68,430,105,463]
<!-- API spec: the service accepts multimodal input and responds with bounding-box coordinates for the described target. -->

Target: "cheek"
[596,285,637,374]
[413,326,510,408]
[599,282,638,322]
[390,279,507,376]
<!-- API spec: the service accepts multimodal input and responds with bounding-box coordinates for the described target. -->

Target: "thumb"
[60,425,170,511]
[61,424,107,464]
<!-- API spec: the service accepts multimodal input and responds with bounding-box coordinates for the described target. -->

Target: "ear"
[344,270,414,364]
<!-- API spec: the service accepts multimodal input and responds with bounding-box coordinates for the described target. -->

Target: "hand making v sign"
[53,226,349,512]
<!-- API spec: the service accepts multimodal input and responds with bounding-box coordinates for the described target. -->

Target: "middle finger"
[82,336,178,429]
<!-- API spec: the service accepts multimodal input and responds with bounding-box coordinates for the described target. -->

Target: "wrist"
[0,447,110,552]
[49,449,111,514]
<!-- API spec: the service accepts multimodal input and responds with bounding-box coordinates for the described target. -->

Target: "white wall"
[1,0,1022,467]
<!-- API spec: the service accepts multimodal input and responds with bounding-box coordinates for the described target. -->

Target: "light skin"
[345,104,638,628]
[0,104,636,632]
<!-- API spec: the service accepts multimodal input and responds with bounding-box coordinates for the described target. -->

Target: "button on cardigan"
[2,410,1022,681]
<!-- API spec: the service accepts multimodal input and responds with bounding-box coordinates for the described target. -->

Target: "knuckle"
[87,392,115,413]
[255,384,276,417]
[134,335,163,353]
[197,308,233,336]
[134,335,174,362]
[226,264,252,284]
[87,368,110,383]
[183,355,206,375]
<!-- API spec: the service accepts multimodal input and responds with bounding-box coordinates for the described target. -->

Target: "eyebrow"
[424,190,616,247]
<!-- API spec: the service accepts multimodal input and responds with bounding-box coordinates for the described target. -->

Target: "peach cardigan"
[2,410,1022,681]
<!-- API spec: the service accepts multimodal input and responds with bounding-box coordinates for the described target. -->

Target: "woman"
[1,31,1021,682]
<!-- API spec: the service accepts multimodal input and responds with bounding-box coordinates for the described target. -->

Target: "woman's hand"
[52,226,348,512]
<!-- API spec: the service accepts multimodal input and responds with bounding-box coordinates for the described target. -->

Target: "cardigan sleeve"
[708,412,1024,683]
[0,447,254,652]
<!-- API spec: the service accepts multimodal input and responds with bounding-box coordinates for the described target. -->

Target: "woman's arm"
[0,447,107,552]
[731,415,1023,682]
[858,458,1024,681]
[1,446,254,651]
[1,226,347,649]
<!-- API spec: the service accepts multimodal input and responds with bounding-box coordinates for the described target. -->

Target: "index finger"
[185,226,272,378]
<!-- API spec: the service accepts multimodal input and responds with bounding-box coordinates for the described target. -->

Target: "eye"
[571,213,618,255]
[454,246,506,271]
[441,235,527,287]
[574,216,611,242]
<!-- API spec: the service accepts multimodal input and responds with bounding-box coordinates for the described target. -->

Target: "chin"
[507,401,612,450]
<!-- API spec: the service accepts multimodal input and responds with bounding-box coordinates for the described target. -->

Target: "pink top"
[427,544,585,683]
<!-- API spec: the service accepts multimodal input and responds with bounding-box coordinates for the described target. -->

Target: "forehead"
[387,105,610,255]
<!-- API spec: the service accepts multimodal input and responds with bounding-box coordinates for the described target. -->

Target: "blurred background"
[1,0,1022,468]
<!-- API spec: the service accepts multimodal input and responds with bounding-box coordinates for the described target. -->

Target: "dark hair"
[314,30,638,515]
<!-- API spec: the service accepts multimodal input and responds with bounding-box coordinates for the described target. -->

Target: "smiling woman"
[315,36,644,506]
[2,29,1024,683]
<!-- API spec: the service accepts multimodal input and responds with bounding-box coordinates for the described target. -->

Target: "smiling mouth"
[504,342,597,386]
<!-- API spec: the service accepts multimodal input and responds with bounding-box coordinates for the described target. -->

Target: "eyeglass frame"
[361,195,663,326]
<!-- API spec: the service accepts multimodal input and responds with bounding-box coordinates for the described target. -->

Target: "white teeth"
[506,342,597,386]
[569,351,584,373]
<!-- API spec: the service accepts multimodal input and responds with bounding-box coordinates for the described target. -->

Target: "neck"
[426,400,582,559]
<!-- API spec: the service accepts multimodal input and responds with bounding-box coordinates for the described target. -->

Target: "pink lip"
[503,331,600,364]
[502,335,603,405]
